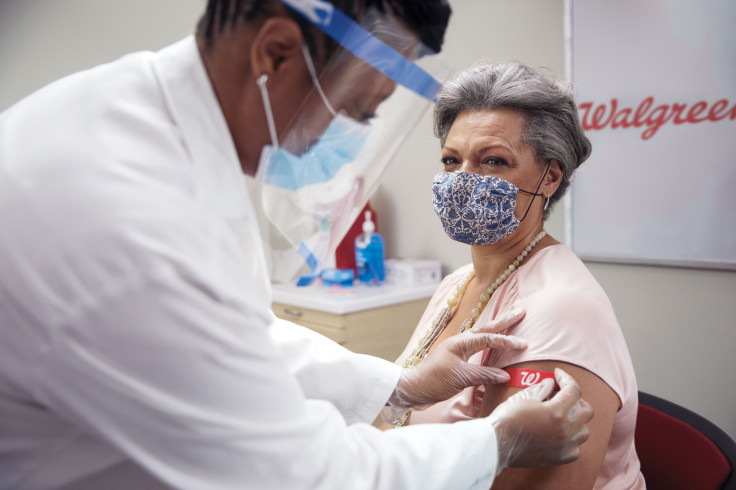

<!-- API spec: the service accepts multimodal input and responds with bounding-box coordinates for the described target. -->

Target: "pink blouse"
[395,244,645,489]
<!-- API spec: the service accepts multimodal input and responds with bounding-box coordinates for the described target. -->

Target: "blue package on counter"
[321,268,355,288]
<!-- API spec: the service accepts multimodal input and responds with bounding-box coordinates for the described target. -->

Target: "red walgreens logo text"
[505,368,556,388]
[579,97,736,140]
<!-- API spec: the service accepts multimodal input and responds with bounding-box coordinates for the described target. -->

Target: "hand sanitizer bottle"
[355,210,385,284]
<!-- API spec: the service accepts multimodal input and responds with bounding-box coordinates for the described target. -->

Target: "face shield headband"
[280,0,443,102]
[248,1,451,284]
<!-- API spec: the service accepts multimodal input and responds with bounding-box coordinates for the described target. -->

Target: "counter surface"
[271,282,439,315]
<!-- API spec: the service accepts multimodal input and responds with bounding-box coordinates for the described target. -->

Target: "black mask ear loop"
[517,160,552,222]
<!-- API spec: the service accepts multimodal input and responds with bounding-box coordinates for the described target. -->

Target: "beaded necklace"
[393,230,547,427]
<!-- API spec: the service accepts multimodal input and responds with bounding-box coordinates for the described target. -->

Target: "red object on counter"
[335,202,377,274]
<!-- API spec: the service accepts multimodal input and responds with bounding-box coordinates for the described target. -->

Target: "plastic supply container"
[384,259,441,286]
[355,210,385,284]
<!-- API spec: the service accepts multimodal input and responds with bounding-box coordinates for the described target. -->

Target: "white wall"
[2,0,734,442]
[0,0,203,111]
[375,0,736,442]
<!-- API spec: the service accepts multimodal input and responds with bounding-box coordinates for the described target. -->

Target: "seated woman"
[383,62,645,489]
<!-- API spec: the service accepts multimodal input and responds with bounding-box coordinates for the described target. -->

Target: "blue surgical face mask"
[254,44,371,190]
[432,166,549,245]
[255,111,370,190]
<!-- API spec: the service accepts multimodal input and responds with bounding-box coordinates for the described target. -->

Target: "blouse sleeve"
[482,248,631,404]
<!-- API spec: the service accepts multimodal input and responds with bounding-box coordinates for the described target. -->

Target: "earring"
[544,195,550,211]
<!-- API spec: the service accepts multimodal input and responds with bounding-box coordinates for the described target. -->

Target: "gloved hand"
[488,368,594,473]
[387,308,527,414]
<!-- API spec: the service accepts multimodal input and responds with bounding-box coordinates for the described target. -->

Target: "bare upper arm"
[481,360,619,490]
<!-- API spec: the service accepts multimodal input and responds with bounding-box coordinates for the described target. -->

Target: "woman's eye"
[441,156,460,166]
[483,157,509,167]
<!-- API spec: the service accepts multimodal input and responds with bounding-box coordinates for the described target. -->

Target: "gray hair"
[433,61,592,219]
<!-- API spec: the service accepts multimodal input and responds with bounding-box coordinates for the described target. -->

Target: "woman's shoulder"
[523,242,584,271]
[500,243,637,402]
[518,243,608,300]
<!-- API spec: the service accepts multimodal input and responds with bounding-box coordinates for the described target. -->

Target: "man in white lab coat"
[0,1,593,488]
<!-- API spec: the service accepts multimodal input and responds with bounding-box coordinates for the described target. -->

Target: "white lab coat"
[0,36,499,489]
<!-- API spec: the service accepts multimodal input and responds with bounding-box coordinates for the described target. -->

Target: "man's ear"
[249,17,305,79]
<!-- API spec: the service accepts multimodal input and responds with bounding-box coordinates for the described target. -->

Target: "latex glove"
[387,308,527,414]
[489,368,594,473]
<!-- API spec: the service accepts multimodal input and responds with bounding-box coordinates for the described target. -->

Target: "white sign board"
[568,0,736,270]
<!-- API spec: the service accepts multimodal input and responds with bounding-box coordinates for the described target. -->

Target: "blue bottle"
[355,210,385,284]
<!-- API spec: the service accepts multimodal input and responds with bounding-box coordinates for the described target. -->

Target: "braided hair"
[196,0,450,56]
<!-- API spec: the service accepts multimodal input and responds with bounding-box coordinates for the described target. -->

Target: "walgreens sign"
[578,97,736,140]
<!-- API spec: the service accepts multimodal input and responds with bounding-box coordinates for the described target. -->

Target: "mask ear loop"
[256,74,280,151]
[518,160,552,222]
[256,44,338,153]
[301,44,338,117]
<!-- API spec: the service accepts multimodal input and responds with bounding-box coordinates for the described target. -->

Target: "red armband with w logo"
[505,368,556,388]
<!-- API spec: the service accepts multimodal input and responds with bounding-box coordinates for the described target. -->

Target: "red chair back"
[636,391,735,490]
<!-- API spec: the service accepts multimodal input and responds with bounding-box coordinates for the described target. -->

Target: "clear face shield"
[248,0,450,283]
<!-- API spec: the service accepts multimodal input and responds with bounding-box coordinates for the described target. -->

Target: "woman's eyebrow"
[442,143,515,155]
[476,144,514,154]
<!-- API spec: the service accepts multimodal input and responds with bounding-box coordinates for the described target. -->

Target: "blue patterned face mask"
[432,165,550,245]
[433,171,521,245]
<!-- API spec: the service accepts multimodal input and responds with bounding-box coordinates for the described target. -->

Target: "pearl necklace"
[459,230,547,333]
[393,230,547,427]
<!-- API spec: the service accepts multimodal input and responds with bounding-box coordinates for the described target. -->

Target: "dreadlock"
[196,0,359,59]
[196,0,450,57]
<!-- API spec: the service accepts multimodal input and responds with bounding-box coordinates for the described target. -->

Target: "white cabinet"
[271,283,437,362]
